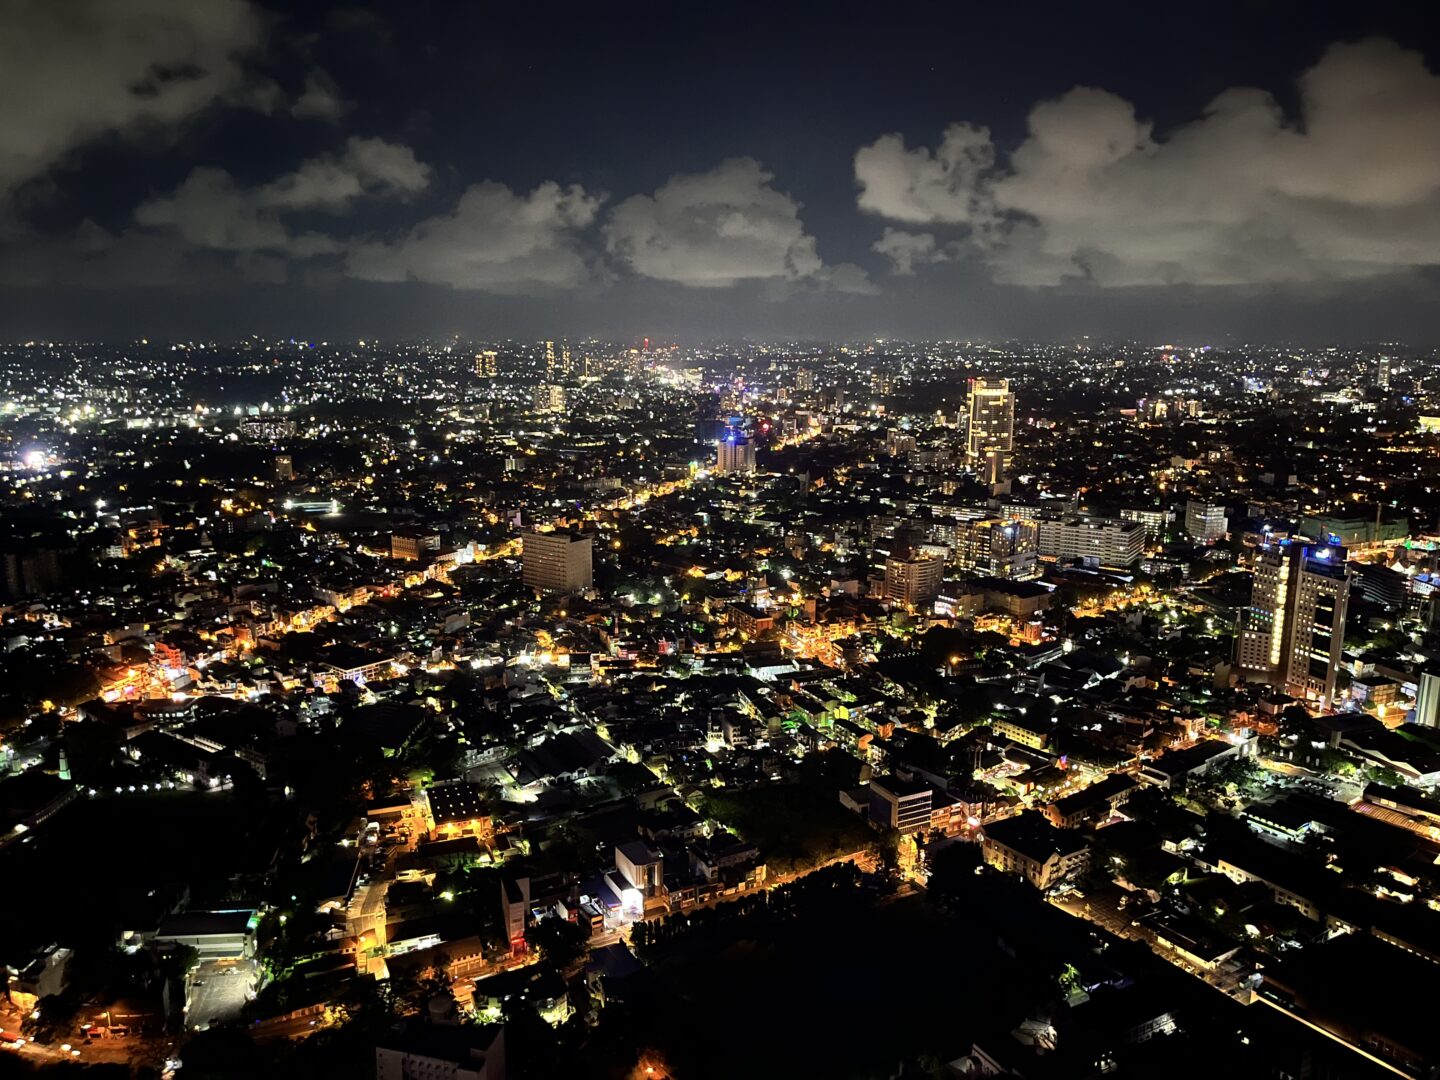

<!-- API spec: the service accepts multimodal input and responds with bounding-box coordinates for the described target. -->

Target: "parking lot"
[187,959,255,1031]
[1051,882,1141,939]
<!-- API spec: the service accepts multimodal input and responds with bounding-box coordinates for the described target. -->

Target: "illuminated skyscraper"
[544,340,557,380]
[1236,542,1351,709]
[957,518,1038,580]
[533,383,566,414]
[715,431,757,475]
[475,351,498,377]
[965,378,1015,493]
[561,343,572,378]
[884,552,944,608]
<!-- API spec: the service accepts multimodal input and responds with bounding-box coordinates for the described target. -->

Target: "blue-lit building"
[1236,542,1351,709]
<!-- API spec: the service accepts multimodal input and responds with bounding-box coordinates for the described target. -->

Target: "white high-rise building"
[1236,542,1351,709]
[715,432,757,475]
[522,531,593,594]
[1036,518,1145,568]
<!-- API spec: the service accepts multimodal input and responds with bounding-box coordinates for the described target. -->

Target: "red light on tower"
[642,337,651,351]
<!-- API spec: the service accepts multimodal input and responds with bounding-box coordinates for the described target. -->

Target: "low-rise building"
[376,1020,505,1080]
[153,909,257,960]
[981,812,1090,890]
[1045,773,1138,829]
[868,775,933,833]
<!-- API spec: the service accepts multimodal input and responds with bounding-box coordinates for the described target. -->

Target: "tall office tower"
[1376,355,1391,391]
[522,530,593,594]
[965,378,1015,493]
[544,340,557,380]
[884,552,945,608]
[561,343,572,378]
[475,351,498,377]
[1236,542,1351,709]
[1184,499,1228,544]
[715,431,757,475]
[273,454,295,482]
[533,383,566,414]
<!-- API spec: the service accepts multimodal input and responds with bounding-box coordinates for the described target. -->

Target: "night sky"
[1,0,1438,343]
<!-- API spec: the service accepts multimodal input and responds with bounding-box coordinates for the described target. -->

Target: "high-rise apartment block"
[884,553,945,608]
[522,530,593,594]
[715,432,757,475]
[533,383,566,414]
[1236,542,1350,709]
[965,378,1015,493]
[957,518,1039,580]
[475,351,498,377]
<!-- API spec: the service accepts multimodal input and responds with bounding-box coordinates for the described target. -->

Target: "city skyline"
[4,3,1440,1078]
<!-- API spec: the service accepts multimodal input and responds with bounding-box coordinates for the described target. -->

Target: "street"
[187,959,256,1031]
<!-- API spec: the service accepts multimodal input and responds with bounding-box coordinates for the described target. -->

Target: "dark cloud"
[0,0,269,198]
[0,1,1438,340]
[291,70,351,122]
[872,229,956,276]
[131,137,429,260]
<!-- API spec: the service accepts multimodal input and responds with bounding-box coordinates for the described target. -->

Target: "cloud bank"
[0,0,268,198]
[607,158,867,291]
[856,37,1440,287]
[347,181,602,291]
